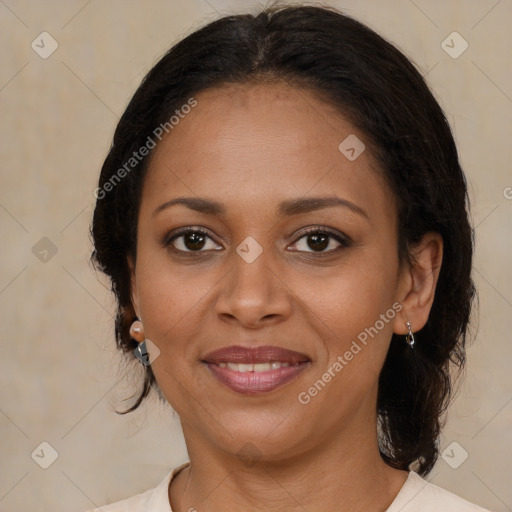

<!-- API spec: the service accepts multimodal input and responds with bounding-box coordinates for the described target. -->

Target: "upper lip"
[202,345,310,364]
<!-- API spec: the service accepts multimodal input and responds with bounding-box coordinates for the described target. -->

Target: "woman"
[89,4,490,511]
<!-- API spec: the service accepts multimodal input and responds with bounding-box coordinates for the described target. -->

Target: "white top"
[87,461,491,512]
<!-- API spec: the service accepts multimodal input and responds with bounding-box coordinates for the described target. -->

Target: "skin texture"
[128,82,443,512]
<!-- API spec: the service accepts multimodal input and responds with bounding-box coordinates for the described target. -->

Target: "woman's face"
[130,82,411,460]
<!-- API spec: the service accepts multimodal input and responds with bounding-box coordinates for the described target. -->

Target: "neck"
[169,414,409,512]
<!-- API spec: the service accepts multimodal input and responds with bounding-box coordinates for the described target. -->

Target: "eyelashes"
[162,225,351,257]
[290,226,350,254]
[163,227,221,253]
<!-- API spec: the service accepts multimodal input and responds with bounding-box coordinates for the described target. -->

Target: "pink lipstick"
[202,345,310,395]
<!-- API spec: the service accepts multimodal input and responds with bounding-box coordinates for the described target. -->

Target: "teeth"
[216,361,295,372]
[234,363,253,372]
[254,362,275,372]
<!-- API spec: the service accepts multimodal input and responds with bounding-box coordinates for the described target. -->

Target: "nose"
[214,242,292,329]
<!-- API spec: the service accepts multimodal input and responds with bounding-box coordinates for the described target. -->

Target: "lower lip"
[204,362,310,395]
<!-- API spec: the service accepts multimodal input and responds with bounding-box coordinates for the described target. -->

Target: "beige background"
[1,0,511,511]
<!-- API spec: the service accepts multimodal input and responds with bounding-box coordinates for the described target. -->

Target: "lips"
[203,345,310,364]
[202,345,311,395]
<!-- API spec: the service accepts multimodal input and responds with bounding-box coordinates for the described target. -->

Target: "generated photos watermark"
[93,97,197,200]
[298,301,403,405]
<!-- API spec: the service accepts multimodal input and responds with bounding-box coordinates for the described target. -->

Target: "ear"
[127,255,141,319]
[392,232,443,335]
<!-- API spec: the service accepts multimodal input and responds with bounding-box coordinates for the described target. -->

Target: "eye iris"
[184,232,206,251]
[308,233,329,251]
[177,231,335,252]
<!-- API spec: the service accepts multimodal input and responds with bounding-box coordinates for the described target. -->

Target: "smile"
[202,345,311,394]
[217,361,292,372]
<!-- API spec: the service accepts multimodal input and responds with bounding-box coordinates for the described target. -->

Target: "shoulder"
[85,487,154,512]
[84,462,190,512]
[387,471,492,512]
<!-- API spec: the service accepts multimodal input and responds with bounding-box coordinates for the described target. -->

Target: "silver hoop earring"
[405,321,415,348]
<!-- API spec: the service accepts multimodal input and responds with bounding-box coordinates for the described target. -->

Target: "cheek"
[295,251,398,332]
[299,254,400,396]
[298,261,399,411]
[134,246,218,360]
[135,258,212,410]
[137,274,214,346]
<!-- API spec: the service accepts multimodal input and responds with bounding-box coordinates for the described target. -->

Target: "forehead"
[141,82,394,223]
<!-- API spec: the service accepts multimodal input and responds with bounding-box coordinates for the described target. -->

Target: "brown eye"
[182,232,207,251]
[290,228,349,254]
[164,228,223,253]
[305,232,330,251]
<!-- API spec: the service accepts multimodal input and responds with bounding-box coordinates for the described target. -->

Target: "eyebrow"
[152,196,368,219]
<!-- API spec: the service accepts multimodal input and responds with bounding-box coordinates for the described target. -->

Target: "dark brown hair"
[90,4,475,476]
